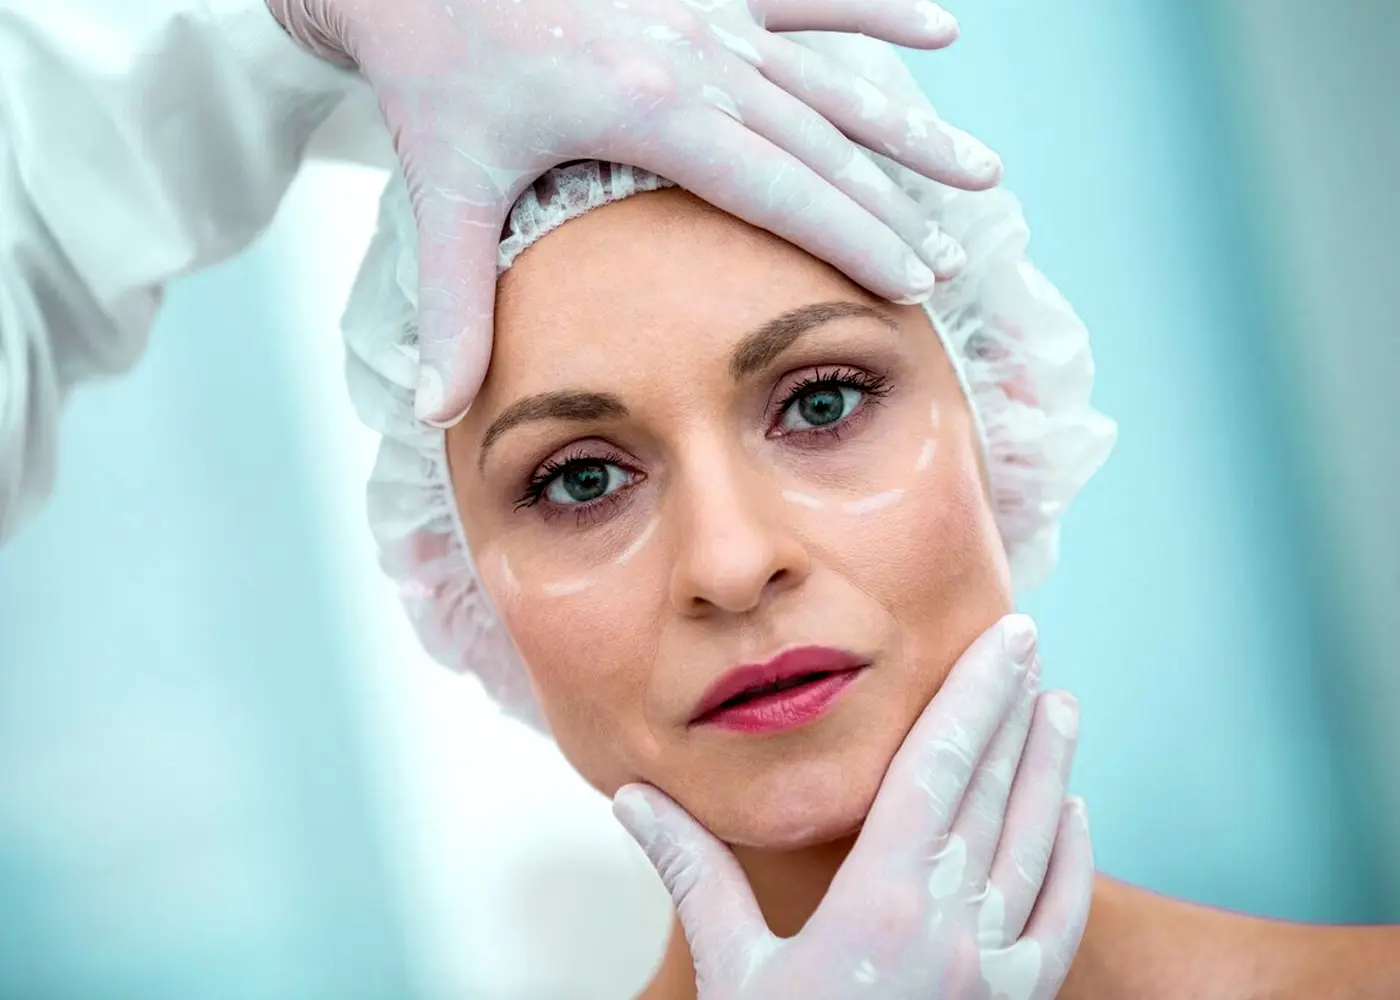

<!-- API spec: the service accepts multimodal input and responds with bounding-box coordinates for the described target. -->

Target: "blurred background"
[2,0,1397,997]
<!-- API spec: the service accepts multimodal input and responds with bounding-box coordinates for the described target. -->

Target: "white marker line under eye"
[842,488,906,515]
[914,439,936,472]
[614,517,659,566]
[542,576,594,598]
[499,552,522,600]
[782,490,827,511]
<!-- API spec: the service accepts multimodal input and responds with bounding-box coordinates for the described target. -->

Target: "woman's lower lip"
[694,669,864,734]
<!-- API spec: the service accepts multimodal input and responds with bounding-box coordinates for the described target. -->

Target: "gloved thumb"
[613,784,774,980]
[409,192,506,427]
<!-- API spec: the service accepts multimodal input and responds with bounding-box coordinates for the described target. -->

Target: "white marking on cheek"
[915,438,936,472]
[852,76,889,119]
[782,489,826,510]
[614,517,659,566]
[854,958,878,984]
[928,833,968,899]
[842,489,905,515]
[498,552,521,600]
[976,883,1008,949]
[707,23,761,64]
[1044,693,1079,739]
[542,577,594,597]
[982,939,1044,1000]
[835,151,894,194]
[702,84,742,121]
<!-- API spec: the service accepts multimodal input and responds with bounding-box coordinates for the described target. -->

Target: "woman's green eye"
[781,385,862,432]
[544,462,628,505]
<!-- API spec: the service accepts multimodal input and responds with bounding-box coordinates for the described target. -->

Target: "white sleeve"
[0,0,362,543]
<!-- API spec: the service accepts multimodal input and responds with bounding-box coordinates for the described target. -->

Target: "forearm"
[1062,875,1400,1000]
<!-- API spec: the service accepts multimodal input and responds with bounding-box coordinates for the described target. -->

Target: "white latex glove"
[266,0,1003,424]
[613,614,1093,1000]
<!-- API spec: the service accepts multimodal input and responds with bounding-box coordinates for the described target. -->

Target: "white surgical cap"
[341,55,1116,733]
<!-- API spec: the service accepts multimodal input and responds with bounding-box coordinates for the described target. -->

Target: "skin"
[446,188,1400,999]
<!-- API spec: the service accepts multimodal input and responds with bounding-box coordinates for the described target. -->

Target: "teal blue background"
[1,0,1394,996]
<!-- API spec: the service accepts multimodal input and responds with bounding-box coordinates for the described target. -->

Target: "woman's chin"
[692,751,887,849]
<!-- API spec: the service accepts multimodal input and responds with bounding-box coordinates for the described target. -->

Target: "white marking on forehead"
[842,489,905,515]
[542,576,594,598]
[782,489,826,510]
[614,517,659,566]
[852,76,889,119]
[915,438,936,472]
[708,23,761,64]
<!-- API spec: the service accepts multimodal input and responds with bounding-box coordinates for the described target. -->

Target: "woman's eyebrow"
[729,301,898,379]
[477,301,894,472]
[478,390,627,471]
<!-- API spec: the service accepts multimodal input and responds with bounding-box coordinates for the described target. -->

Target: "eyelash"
[514,367,891,525]
[770,367,890,443]
[514,444,639,523]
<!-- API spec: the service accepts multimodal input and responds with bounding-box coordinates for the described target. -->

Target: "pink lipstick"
[690,646,867,734]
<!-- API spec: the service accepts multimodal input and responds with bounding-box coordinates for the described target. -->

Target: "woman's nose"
[668,457,811,617]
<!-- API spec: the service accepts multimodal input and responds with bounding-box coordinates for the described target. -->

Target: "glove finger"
[987,690,1081,942]
[641,108,937,302]
[750,0,960,48]
[613,784,774,986]
[947,652,1041,893]
[753,32,1001,192]
[843,615,1037,889]
[721,67,965,278]
[1012,798,1094,1000]
[410,190,512,427]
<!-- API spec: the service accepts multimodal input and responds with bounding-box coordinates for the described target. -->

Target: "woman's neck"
[641,834,859,1000]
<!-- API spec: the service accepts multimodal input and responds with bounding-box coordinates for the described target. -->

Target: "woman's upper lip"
[689,646,868,723]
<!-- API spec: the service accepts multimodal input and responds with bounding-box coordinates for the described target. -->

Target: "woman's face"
[449,189,1012,848]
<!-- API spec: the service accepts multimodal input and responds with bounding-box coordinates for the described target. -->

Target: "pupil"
[563,464,607,502]
[799,388,844,426]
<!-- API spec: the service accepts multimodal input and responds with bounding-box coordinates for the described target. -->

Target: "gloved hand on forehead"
[267,0,1003,425]
[614,615,1093,1000]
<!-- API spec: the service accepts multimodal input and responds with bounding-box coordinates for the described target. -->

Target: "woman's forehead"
[489,191,880,381]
